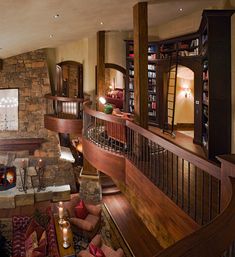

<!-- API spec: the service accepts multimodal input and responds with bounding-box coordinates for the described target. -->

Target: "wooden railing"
[44,94,89,134]
[83,101,235,256]
[155,177,235,257]
[45,93,87,119]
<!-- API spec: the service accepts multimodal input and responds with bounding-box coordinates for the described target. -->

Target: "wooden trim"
[97,31,105,101]
[126,120,221,179]
[82,138,125,182]
[154,177,235,257]
[44,93,85,102]
[104,63,126,75]
[44,114,83,134]
[0,138,46,154]
[83,102,126,125]
[133,2,148,128]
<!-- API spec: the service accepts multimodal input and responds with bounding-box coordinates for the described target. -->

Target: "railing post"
[218,155,235,211]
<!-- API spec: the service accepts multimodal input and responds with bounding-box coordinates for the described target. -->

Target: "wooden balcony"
[82,101,235,256]
[44,94,88,134]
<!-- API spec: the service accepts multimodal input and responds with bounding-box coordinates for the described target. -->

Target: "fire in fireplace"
[0,166,16,191]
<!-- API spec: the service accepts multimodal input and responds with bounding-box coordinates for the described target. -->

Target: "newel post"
[218,155,235,211]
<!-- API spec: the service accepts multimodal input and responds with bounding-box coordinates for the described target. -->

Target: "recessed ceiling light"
[100,21,104,25]
[179,8,183,12]
[53,14,59,18]
[49,34,54,38]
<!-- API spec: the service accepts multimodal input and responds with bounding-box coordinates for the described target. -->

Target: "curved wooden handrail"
[83,101,221,180]
[126,120,221,180]
[154,177,235,257]
[83,101,126,125]
[44,93,86,102]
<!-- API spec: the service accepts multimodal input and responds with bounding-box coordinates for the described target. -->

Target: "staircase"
[100,172,120,195]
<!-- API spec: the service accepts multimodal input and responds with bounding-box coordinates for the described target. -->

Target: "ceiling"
[0,0,223,59]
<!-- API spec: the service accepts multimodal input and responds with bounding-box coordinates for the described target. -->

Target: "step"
[102,186,121,195]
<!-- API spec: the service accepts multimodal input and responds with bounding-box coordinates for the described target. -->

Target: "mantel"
[0,138,46,154]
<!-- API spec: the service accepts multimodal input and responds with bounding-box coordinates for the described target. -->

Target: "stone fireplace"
[0,166,16,191]
[0,49,77,208]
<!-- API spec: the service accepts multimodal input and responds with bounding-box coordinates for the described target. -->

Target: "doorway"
[175,65,194,138]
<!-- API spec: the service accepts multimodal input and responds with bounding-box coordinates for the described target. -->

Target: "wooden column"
[133,2,148,129]
[97,31,105,105]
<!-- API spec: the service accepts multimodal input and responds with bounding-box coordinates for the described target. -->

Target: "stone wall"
[0,49,76,191]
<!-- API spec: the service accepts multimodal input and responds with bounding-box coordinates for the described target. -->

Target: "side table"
[54,214,76,257]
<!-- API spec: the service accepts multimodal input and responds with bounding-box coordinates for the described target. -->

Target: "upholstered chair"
[77,234,124,257]
[66,196,102,240]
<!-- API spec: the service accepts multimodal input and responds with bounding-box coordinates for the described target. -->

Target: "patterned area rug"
[0,204,133,257]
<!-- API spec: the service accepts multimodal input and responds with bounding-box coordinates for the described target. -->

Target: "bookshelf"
[159,34,199,59]
[125,40,159,125]
[199,10,234,160]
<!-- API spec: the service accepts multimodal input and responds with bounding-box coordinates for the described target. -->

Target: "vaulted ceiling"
[0,0,224,58]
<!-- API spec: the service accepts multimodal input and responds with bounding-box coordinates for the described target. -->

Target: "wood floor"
[103,193,163,257]
[149,126,206,159]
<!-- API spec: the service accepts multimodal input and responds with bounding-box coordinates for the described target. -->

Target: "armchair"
[67,197,102,240]
[78,234,124,257]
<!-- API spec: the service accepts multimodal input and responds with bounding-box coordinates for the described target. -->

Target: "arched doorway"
[175,65,194,137]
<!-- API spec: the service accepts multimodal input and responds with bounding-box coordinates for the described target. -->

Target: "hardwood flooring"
[103,193,163,257]
[149,126,206,159]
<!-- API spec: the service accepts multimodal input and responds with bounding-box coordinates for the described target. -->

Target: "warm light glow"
[182,84,191,98]
[99,96,107,105]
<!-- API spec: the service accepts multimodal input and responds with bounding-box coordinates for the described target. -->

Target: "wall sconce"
[182,85,191,98]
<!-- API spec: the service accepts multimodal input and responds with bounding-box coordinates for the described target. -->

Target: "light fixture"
[53,14,59,18]
[98,96,107,105]
[179,8,183,12]
[182,85,191,98]
[100,21,104,25]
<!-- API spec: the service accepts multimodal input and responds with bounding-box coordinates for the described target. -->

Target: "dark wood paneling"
[0,138,46,154]
[82,138,125,182]
[125,159,199,247]
[133,2,148,128]
[44,114,83,134]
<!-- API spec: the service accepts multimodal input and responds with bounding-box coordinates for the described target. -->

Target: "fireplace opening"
[0,166,16,191]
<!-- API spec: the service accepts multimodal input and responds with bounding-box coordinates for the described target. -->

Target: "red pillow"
[89,243,105,257]
[74,200,89,219]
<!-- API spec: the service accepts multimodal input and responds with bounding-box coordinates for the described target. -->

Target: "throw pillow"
[89,243,105,257]
[25,231,38,257]
[25,219,45,240]
[74,200,88,219]
[32,231,47,257]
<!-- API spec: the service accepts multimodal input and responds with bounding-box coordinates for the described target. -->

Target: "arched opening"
[175,65,194,137]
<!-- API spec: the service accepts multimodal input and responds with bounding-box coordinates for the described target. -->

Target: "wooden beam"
[97,31,105,102]
[133,2,148,128]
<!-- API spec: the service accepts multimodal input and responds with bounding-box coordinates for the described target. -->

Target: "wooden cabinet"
[125,40,159,125]
[199,10,234,160]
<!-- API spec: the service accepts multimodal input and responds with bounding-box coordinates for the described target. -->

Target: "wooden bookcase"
[125,40,159,125]
[159,34,199,59]
[199,10,234,160]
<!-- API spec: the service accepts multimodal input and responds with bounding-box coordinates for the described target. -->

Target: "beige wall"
[55,31,128,99]
[175,77,194,124]
[105,31,128,69]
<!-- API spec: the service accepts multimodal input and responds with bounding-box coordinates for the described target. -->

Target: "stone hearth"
[0,49,77,204]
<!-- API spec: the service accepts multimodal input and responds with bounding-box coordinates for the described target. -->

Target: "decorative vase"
[104,104,113,114]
